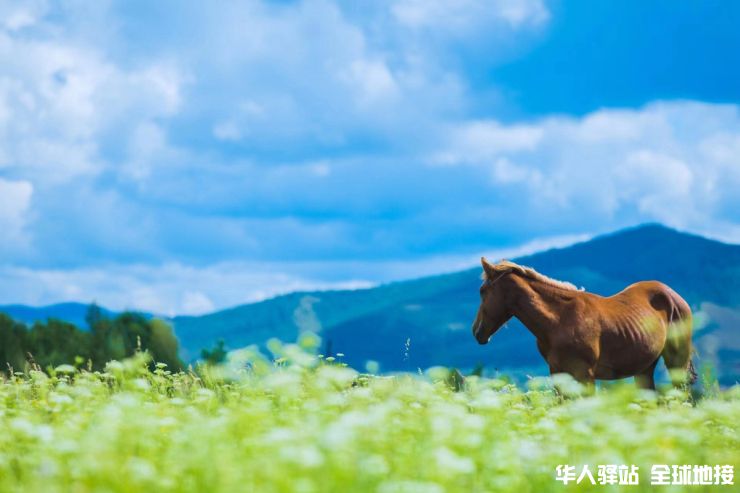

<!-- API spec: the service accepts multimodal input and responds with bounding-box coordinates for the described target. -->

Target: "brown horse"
[472,258,696,389]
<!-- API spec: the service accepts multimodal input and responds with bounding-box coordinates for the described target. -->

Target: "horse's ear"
[481,257,497,278]
[500,259,525,276]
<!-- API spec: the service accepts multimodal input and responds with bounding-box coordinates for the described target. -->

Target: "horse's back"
[613,281,690,318]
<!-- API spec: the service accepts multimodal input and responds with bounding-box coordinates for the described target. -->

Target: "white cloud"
[494,0,550,27]
[435,101,740,232]
[0,0,549,197]
[0,2,739,315]
[0,229,589,315]
[615,150,694,221]
[392,0,549,31]
[308,161,331,177]
[491,157,541,185]
[126,0,545,152]
[127,65,183,116]
[123,121,174,182]
[213,120,242,142]
[0,0,49,31]
[433,121,544,165]
[342,59,400,107]
[0,178,32,245]
[0,23,184,184]
[0,262,373,316]
[181,291,215,315]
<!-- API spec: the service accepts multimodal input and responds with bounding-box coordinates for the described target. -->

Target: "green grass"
[0,341,738,493]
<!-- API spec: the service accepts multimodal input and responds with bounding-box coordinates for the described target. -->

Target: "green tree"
[1,309,184,373]
[27,319,91,370]
[0,313,28,372]
[110,312,150,356]
[89,311,114,369]
[201,339,228,365]
[85,302,105,329]
[92,312,183,371]
[148,318,184,371]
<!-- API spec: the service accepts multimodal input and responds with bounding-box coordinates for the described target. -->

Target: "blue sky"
[0,0,739,314]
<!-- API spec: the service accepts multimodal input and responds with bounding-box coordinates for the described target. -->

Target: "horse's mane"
[483,260,583,292]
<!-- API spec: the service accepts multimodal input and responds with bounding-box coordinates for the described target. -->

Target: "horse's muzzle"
[472,320,490,345]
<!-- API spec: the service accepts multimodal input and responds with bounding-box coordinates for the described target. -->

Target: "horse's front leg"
[564,364,595,394]
[548,351,596,395]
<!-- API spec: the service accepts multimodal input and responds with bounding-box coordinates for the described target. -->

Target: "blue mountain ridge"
[2,224,738,384]
[0,303,111,329]
[172,224,739,383]
[0,303,149,329]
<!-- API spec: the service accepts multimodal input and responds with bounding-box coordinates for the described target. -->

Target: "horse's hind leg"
[634,359,659,390]
[651,289,695,388]
[662,324,694,388]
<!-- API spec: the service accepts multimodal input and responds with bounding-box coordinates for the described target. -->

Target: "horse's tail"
[661,286,695,385]
[687,357,698,385]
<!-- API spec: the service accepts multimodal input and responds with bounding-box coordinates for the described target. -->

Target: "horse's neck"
[509,277,565,341]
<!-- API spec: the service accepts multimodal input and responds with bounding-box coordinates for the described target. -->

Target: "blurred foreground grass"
[0,340,737,493]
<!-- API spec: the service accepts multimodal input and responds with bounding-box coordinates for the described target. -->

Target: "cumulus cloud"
[0,262,372,316]
[392,0,549,31]
[0,178,32,248]
[0,231,586,316]
[0,1,739,313]
[0,16,183,184]
[434,101,740,239]
[175,0,461,147]
[7,98,740,310]
[341,59,400,107]
[0,0,49,31]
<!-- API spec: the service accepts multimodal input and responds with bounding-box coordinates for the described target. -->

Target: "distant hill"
[0,302,107,329]
[0,303,148,330]
[172,224,740,384]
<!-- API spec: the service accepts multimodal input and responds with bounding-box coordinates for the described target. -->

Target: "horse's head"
[472,257,514,345]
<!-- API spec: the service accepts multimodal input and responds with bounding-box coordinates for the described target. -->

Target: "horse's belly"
[594,359,658,380]
[596,321,666,379]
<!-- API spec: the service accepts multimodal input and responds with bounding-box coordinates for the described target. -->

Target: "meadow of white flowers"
[0,340,737,493]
